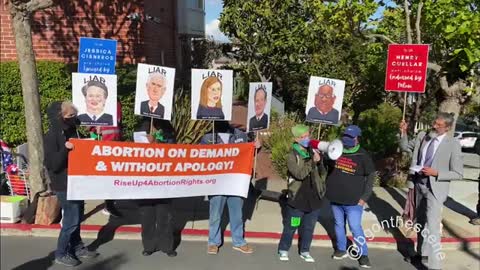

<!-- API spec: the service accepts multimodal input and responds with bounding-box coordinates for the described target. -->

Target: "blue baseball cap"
[342,125,361,148]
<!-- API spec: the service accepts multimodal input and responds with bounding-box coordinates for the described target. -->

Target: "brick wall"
[0,0,177,67]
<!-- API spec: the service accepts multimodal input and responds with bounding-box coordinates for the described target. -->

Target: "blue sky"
[204,0,395,42]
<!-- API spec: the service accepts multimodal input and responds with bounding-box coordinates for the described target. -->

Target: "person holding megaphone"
[277,124,327,263]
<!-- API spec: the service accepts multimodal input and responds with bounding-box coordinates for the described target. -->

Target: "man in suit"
[249,87,269,131]
[399,112,463,270]
[77,80,113,126]
[140,72,166,118]
[306,84,339,124]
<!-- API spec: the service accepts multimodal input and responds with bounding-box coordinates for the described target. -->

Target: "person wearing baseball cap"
[325,125,375,268]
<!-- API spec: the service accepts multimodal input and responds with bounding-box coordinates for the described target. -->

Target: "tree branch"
[404,0,413,44]
[253,62,268,82]
[365,34,397,44]
[415,1,423,44]
[26,0,53,12]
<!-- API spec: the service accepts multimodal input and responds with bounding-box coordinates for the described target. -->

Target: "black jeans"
[139,200,174,252]
[55,191,85,258]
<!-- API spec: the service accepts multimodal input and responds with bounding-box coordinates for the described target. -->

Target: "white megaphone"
[309,139,343,160]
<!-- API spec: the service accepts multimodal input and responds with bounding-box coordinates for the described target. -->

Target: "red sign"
[385,44,429,93]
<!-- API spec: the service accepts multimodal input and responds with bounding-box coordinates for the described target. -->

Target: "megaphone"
[310,139,343,160]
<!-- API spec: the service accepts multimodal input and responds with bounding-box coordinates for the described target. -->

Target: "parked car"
[454,131,479,149]
[474,133,480,155]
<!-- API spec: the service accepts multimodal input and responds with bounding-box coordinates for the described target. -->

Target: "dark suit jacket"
[77,113,113,126]
[140,101,165,119]
[249,114,269,131]
[306,107,339,124]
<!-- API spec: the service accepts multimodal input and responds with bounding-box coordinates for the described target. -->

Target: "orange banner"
[66,139,255,200]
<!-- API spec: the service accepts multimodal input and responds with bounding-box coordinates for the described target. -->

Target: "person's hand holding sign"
[400,120,408,136]
[65,141,74,150]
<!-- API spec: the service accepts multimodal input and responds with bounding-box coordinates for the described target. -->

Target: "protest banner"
[67,139,255,200]
[305,76,345,127]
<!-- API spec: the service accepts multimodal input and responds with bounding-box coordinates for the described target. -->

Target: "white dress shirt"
[420,133,446,167]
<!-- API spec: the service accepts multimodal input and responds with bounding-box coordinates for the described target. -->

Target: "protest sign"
[305,76,345,126]
[67,140,255,200]
[191,69,233,121]
[247,82,272,132]
[78,37,117,74]
[134,63,176,120]
[385,44,429,93]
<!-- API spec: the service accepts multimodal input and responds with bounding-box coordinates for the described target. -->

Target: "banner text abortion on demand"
[91,145,241,159]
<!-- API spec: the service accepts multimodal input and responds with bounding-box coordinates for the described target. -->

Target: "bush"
[357,103,402,159]
[0,61,71,146]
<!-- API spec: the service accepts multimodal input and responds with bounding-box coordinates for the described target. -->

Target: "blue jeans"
[331,203,368,256]
[208,195,246,247]
[55,191,85,258]
[278,205,321,253]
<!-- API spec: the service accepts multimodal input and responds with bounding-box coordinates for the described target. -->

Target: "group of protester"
[43,100,468,270]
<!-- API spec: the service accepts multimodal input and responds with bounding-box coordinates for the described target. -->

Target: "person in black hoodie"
[44,101,98,267]
[325,125,375,269]
[136,117,177,258]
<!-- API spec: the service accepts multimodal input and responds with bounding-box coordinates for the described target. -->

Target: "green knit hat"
[291,124,309,138]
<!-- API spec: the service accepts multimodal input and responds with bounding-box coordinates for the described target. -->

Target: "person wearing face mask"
[399,113,463,270]
[325,125,374,269]
[44,101,99,267]
[277,124,327,263]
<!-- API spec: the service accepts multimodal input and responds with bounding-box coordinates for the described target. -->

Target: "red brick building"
[0,0,205,69]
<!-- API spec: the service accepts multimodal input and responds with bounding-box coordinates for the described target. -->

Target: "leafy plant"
[171,88,211,144]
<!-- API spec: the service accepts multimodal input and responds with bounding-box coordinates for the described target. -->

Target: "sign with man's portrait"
[134,63,176,120]
[72,73,117,126]
[247,82,272,132]
[305,76,345,125]
[191,69,233,121]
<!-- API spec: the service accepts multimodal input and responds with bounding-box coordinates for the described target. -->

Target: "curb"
[1,223,479,250]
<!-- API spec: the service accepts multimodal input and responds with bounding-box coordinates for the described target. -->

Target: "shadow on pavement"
[366,191,421,269]
[441,222,480,262]
[11,251,54,270]
[81,253,128,270]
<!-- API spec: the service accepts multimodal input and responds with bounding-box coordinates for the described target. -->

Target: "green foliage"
[171,88,211,144]
[357,103,402,158]
[263,112,300,179]
[0,61,71,146]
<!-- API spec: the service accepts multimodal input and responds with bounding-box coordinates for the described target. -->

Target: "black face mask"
[63,117,78,127]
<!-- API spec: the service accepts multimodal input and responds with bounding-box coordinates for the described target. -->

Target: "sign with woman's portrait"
[247,82,272,132]
[191,69,233,121]
[72,73,117,126]
[305,76,345,126]
[134,63,176,120]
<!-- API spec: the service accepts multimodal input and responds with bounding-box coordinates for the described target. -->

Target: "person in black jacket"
[136,117,177,257]
[325,125,375,269]
[44,101,98,267]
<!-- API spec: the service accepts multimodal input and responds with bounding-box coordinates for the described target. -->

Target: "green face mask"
[343,144,360,154]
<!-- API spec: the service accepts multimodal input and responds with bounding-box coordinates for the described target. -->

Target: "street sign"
[78,37,117,74]
[385,44,429,93]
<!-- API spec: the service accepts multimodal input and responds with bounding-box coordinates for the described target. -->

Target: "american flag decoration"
[1,139,15,172]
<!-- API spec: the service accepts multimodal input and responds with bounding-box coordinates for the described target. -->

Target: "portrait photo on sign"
[72,73,117,126]
[134,63,176,120]
[305,76,345,125]
[191,69,233,121]
[247,82,272,132]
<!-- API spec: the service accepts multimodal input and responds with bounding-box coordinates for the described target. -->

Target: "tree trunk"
[9,6,46,199]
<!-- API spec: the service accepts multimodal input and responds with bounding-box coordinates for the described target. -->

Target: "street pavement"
[1,236,479,270]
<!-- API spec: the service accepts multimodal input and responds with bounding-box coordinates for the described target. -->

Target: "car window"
[462,134,477,138]
[454,132,460,137]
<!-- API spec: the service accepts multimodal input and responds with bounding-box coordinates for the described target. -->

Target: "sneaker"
[299,252,315,263]
[470,217,480,225]
[358,255,372,268]
[207,245,219,255]
[278,251,289,261]
[54,255,81,267]
[332,250,348,260]
[75,247,99,259]
[232,244,254,254]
